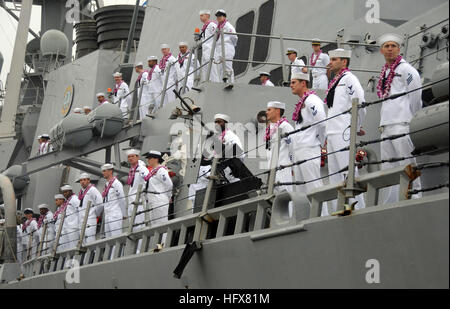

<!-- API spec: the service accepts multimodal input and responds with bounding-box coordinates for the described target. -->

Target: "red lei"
[127,164,139,185]
[310,50,322,67]
[78,184,94,201]
[144,165,168,182]
[264,118,288,142]
[159,54,172,71]
[102,177,117,198]
[293,90,317,122]
[377,55,403,98]
[324,68,350,104]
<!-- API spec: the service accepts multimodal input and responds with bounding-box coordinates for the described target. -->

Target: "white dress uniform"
[188,165,211,209]
[103,177,126,238]
[215,21,238,82]
[325,69,366,212]
[291,58,307,77]
[263,79,275,87]
[160,54,178,106]
[127,160,150,231]
[292,93,327,192]
[310,52,330,90]
[137,70,152,120]
[16,225,23,263]
[146,63,164,111]
[38,140,53,155]
[379,58,423,203]
[201,20,219,82]
[113,81,132,119]
[266,120,295,193]
[21,218,39,260]
[78,185,103,245]
[175,51,198,93]
[59,195,80,251]
[37,210,54,255]
[146,166,173,226]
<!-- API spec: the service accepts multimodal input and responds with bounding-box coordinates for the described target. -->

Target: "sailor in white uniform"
[96,92,109,105]
[204,114,245,183]
[52,194,66,253]
[146,56,164,112]
[260,72,275,87]
[36,204,53,255]
[135,62,151,120]
[59,185,80,251]
[214,9,238,82]
[143,151,173,232]
[188,163,211,210]
[37,134,52,155]
[265,101,295,194]
[199,10,219,82]
[310,39,330,90]
[286,48,308,79]
[126,149,150,232]
[325,49,366,212]
[101,164,127,238]
[76,173,104,245]
[377,33,423,203]
[176,42,198,93]
[290,73,329,216]
[21,208,39,260]
[36,135,43,156]
[160,44,178,106]
[112,72,132,120]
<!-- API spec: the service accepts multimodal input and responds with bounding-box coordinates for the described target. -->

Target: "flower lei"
[310,50,322,67]
[53,195,73,220]
[216,19,228,41]
[22,218,36,232]
[159,53,172,71]
[113,81,123,96]
[37,212,48,229]
[127,164,139,186]
[147,65,156,81]
[201,20,216,35]
[293,90,317,122]
[178,51,190,67]
[324,68,350,104]
[78,184,94,202]
[264,118,288,142]
[377,55,403,99]
[220,129,229,143]
[102,177,117,199]
[137,70,149,82]
[144,165,168,182]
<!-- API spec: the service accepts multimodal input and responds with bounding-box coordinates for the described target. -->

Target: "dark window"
[233,11,255,76]
[252,0,275,67]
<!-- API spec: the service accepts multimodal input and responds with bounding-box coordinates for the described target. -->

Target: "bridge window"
[233,11,256,76]
[252,0,275,68]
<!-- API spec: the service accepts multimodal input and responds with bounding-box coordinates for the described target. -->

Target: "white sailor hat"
[312,38,322,45]
[75,173,91,183]
[144,150,162,158]
[135,62,144,67]
[96,92,106,98]
[38,204,49,210]
[267,101,286,110]
[24,208,34,214]
[54,194,65,200]
[160,44,170,49]
[286,48,298,55]
[101,163,114,171]
[147,56,158,61]
[259,72,271,77]
[83,106,92,110]
[113,72,122,77]
[179,42,189,47]
[214,113,231,123]
[199,10,211,15]
[378,33,404,47]
[291,73,310,82]
[215,9,227,17]
[60,185,73,192]
[329,48,352,59]
[41,134,50,139]
[73,108,83,114]
[125,149,141,156]
[36,135,42,140]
